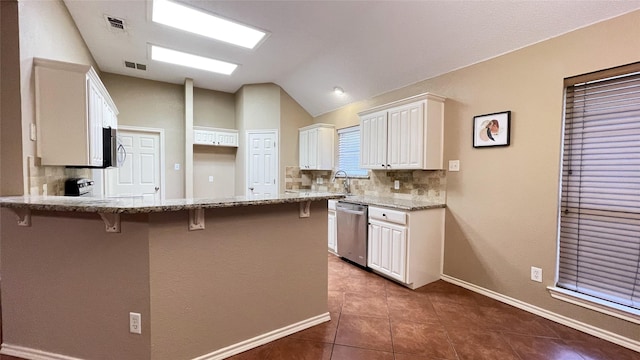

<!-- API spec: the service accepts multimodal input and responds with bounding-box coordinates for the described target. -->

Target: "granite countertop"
[336,194,445,211]
[0,192,344,214]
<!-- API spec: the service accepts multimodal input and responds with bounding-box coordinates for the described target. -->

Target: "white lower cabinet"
[328,200,337,253]
[367,205,444,289]
[368,219,407,282]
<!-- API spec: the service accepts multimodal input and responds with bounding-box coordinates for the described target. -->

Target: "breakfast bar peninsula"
[0,192,342,360]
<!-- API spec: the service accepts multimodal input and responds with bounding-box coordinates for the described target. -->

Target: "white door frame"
[245,129,279,197]
[108,125,166,200]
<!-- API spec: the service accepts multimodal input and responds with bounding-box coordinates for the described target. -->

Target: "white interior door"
[106,129,162,200]
[247,131,278,198]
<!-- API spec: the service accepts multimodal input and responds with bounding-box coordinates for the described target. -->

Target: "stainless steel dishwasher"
[336,201,368,267]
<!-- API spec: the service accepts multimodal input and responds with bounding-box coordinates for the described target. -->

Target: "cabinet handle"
[382,214,386,217]
[381,164,385,168]
[387,164,391,167]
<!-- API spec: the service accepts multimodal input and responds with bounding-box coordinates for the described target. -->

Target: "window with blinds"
[337,126,368,177]
[558,63,640,311]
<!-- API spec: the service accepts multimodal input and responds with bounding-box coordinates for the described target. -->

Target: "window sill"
[547,286,640,324]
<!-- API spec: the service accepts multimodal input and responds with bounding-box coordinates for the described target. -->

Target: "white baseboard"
[441,274,640,353]
[1,312,331,360]
[1,344,84,360]
[192,312,331,360]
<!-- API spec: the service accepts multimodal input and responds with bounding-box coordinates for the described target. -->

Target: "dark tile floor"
[229,253,640,360]
[1,254,639,360]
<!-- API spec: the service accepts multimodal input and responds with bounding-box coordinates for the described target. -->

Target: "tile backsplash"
[285,166,446,203]
[28,156,90,196]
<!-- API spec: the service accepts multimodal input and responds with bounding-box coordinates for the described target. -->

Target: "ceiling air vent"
[105,15,126,31]
[124,61,147,71]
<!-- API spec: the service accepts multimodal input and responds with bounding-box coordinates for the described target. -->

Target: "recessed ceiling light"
[333,87,345,96]
[151,45,238,75]
[152,0,267,49]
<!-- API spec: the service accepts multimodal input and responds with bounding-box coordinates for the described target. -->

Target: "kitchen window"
[551,62,640,323]
[337,126,368,177]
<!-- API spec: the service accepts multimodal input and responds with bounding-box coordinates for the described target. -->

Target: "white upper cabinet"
[359,93,445,170]
[35,58,118,167]
[360,111,387,169]
[299,123,334,170]
[193,127,238,147]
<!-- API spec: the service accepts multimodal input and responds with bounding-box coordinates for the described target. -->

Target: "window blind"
[337,126,368,177]
[558,68,640,310]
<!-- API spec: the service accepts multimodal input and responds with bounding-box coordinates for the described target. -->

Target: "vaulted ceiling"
[63,0,640,117]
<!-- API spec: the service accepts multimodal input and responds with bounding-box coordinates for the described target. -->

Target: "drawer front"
[368,206,407,225]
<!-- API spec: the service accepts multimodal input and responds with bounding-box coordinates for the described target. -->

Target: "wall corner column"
[184,78,193,198]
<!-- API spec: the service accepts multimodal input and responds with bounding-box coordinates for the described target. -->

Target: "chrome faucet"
[331,170,350,194]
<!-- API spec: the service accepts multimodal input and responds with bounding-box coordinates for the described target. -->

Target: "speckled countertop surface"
[0,192,344,214]
[336,195,445,211]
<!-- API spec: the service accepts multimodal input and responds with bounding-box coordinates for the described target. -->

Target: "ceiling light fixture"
[151,45,238,75]
[152,0,267,49]
[333,86,345,96]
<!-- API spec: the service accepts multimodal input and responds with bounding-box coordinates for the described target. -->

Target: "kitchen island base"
[1,201,330,360]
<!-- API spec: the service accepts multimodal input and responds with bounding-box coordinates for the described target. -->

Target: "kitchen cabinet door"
[87,79,104,167]
[360,111,387,169]
[328,209,337,253]
[193,128,238,147]
[299,124,334,170]
[215,130,238,147]
[299,130,310,169]
[307,128,319,169]
[387,102,424,169]
[368,219,407,283]
[358,93,445,170]
[102,98,118,129]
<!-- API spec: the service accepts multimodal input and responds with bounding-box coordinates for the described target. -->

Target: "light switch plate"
[448,160,460,172]
[208,176,214,182]
[394,180,400,190]
[174,163,180,171]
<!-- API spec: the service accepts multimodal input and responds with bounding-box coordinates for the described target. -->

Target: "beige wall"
[193,146,236,198]
[101,73,186,199]
[193,87,236,129]
[0,0,23,196]
[16,0,97,195]
[192,87,237,197]
[316,10,640,342]
[234,83,281,195]
[280,89,313,193]
[233,84,312,194]
[0,210,152,359]
[149,202,328,359]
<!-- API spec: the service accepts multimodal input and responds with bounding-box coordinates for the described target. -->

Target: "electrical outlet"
[394,180,400,190]
[448,160,460,172]
[531,266,542,283]
[174,163,180,171]
[208,176,214,182]
[316,177,323,185]
[129,312,141,334]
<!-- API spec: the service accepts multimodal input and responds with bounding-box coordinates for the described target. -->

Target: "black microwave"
[103,127,118,168]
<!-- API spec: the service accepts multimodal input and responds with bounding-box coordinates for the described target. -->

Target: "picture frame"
[473,111,511,148]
